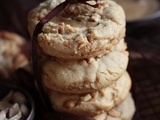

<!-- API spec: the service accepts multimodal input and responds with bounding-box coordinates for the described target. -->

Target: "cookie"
[0,31,29,78]
[116,93,135,120]
[28,0,125,59]
[48,71,131,116]
[42,39,128,94]
[93,93,136,120]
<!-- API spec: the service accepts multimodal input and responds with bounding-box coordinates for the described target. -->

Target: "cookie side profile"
[48,71,131,116]
[42,39,129,94]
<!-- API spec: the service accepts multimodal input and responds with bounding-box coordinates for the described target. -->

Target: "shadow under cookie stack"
[28,0,136,120]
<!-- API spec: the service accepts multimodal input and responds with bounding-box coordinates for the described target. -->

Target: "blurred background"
[0,0,160,39]
[0,0,160,120]
[0,0,44,39]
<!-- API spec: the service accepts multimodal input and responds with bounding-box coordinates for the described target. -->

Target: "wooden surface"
[0,1,160,120]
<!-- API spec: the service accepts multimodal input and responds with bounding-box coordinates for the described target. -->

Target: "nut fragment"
[0,111,6,120]
[20,104,29,117]
[63,100,76,109]
[9,111,22,120]
[108,109,121,117]
[81,94,92,102]
[9,103,19,118]
[0,90,29,120]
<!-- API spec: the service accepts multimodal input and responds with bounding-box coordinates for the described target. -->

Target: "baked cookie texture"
[42,39,129,93]
[0,31,29,78]
[28,0,135,119]
[48,71,131,116]
[28,0,125,59]
[93,93,135,120]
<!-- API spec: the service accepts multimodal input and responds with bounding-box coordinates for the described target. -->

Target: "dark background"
[0,0,44,39]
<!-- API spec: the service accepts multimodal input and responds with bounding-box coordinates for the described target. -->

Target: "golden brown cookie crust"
[28,0,125,59]
[48,71,131,116]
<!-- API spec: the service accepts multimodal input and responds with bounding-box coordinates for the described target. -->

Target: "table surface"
[0,0,160,120]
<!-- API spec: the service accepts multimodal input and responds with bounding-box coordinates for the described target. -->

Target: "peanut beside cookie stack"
[28,0,136,120]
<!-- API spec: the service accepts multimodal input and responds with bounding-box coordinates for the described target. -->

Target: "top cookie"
[28,0,125,59]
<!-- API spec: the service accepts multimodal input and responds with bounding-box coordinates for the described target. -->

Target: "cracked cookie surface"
[41,39,128,93]
[28,0,125,59]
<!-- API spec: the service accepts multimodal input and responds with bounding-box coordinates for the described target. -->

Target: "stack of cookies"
[28,0,135,119]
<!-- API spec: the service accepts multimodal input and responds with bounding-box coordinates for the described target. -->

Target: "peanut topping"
[108,109,121,117]
[63,100,76,109]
